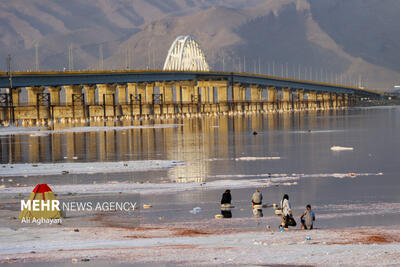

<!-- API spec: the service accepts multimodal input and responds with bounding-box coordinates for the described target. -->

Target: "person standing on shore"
[280,194,293,229]
[221,190,232,205]
[251,189,263,209]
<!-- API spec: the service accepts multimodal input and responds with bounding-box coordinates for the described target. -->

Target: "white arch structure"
[163,35,210,72]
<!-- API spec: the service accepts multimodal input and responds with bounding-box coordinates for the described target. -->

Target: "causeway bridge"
[0,70,385,124]
[0,35,385,125]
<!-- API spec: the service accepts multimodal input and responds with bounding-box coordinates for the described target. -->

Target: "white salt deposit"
[203,156,281,162]
[0,172,383,195]
[0,160,184,177]
[0,124,183,136]
[330,146,354,151]
[235,156,281,161]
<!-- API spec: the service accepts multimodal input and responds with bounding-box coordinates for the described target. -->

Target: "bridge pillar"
[282,88,291,111]
[307,91,317,110]
[8,88,21,106]
[296,89,304,110]
[64,85,83,105]
[267,87,277,111]
[239,86,247,111]
[159,82,173,103]
[145,83,154,104]
[48,86,61,105]
[180,81,196,113]
[250,85,261,111]
[215,81,228,112]
[197,81,214,107]
[174,83,181,104]
[116,84,127,104]
[177,81,194,102]
[200,84,209,103]
[26,86,44,105]
[208,86,215,103]
[156,82,173,114]
[331,94,337,108]
[323,93,331,109]
[336,94,343,107]
[126,83,137,103]
[344,94,349,106]
[84,85,97,105]
[136,83,146,104]
[232,83,241,104]
[316,93,323,109]
[97,84,116,105]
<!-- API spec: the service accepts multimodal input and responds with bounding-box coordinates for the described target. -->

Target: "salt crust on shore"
[0,223,399,266]
[0,124,183,136]
[0,172,383,195]
[0,160,184,177]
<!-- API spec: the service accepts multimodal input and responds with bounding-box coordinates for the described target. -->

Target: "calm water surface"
[1,107,399,228]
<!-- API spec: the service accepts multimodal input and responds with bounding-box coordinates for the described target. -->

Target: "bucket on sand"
[275,209,282,215]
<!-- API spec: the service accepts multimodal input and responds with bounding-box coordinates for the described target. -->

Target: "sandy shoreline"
[0,220,399,266]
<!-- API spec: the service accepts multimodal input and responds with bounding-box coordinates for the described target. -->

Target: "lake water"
[1,106,400,229]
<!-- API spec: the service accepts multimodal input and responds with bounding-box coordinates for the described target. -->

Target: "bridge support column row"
[2,82,359,125]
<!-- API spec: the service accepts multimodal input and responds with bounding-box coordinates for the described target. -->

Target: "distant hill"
[0,0,398,90]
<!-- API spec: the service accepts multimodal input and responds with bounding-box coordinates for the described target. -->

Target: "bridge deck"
[0,70,384,97]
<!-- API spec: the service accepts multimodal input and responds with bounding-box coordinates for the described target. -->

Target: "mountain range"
[0,0,399,90]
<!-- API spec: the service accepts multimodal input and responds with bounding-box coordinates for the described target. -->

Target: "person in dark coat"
[280,194,294,228]
[221,189,232,205]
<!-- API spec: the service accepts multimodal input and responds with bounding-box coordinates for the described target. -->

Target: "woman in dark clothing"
[280,194,295,228]
[221,189,231,204]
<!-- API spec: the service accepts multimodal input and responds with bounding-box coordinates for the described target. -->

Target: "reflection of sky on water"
[0,106,399,227]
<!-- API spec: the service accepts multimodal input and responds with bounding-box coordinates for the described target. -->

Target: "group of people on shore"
[221,189,315,230]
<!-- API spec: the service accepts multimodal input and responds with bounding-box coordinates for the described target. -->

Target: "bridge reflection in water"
[0,110,346,185]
